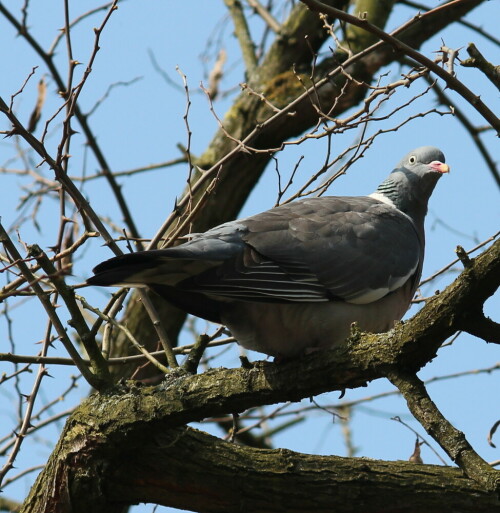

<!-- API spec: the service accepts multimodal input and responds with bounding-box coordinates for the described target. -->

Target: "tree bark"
[23,426,500,513]
[22,239,500,511]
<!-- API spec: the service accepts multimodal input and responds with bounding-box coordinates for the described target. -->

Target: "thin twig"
[247,0,281,33]
[0,1,142,243]
[388,370,498,490]
[136,290,178,369]
[0,96,122,256]
[299,0,500,132]
[399,0,500,47]
[76,294,170,374]
[0,329,51,487]
[391,415,447,464]
[68,157,187,181]
[461,42,500,90]
[145,3,472,247]
[0,222,106,389]
[419,231,500,286]
[27,244,111,381]
[422,72,500,188]
[0,336,235,367]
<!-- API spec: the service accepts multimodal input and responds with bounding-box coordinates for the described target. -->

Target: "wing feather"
[177,196,422,304]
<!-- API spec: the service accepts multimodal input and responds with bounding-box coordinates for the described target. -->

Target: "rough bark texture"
[21,239,500,511]
[22,426,500,513]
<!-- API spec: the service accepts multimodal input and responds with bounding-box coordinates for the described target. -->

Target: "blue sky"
[0,1,498,511]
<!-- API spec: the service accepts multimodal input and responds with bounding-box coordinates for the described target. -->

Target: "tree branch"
[26,426,499,513]
[0,223,109,389]
[460,313,500,343]
[388,370,498,491]
[27,244,111,380]
[462,43,500,90]
[21,238,500,510]
[423,74,500,189]
[0,2,142,244]
[224,0,258,74]
[299,0,500,133]
[0,496,21,513]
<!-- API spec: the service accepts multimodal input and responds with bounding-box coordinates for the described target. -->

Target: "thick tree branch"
[24,426,500,513]
[224,0,258,74]
[460,313,500,343]
[21,238,500,510]
[388,370,498,490]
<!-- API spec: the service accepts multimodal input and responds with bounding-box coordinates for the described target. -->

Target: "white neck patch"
[369,192,396,209]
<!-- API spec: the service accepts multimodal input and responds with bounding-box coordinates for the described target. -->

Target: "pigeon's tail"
[87,249,219,288]
[87,252,162,287]
[87,250,225,324]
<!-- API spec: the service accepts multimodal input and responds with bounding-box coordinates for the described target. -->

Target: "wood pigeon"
[87,146,449,357]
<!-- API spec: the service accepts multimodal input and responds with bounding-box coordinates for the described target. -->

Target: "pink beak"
[429,161,450,174]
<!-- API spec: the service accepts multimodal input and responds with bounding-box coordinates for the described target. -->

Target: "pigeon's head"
[375,146,449,223]
[396,146,449,179]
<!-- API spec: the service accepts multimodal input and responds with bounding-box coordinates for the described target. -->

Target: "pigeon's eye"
[408,155,417,165]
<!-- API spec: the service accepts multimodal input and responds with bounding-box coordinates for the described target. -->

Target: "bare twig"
[0,222,107,389]
[299,0,500,133]
[48,1,119,54]
[76,294,170,373]
[423,73,500,189]
[0,1,142,244]
[391,415,447,464]
[0,329,51,487]
[399,0,500,47]
[144,3,477,248]
[1,464,45,490]
[419,231,500,286]
[27,244,111,379]
[73,158,187,182]
[0,96,122,256]
[0,336,234,367]
[86,77,143,117]
[488,420,500,448]
[136,289,178,369]
[182,334,211,374]
[0,231,99,302]
[27,77,47,132]
[247,0,281,33]
[207,49,227,100]
[225,0,258,74]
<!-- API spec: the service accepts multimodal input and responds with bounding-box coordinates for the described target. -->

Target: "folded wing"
[170,196,422,305]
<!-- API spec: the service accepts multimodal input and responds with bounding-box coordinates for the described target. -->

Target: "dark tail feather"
[87,253,223,324]
[87,252,166,286]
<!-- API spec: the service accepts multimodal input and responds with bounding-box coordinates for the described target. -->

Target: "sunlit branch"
[299,0,500,132]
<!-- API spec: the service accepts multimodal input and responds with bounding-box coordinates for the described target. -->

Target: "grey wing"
[180,196,422,305]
